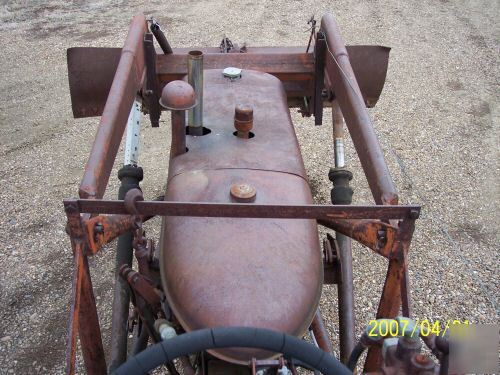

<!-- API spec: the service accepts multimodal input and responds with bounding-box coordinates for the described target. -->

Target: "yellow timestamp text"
[367,318,470,338]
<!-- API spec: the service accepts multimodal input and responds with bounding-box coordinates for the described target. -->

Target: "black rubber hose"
[150,22,173,54]
[113,327,351,375]
[346,341,366,371]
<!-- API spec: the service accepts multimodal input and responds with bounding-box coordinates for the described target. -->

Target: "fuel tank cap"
[223,67,242,79]
[230,183,256,202]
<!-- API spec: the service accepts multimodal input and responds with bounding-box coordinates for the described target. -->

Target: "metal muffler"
[187,50,204,136]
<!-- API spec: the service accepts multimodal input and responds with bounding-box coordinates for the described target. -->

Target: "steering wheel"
[114,326,352,375]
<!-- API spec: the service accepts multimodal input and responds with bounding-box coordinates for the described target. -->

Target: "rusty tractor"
[63,13,450,375]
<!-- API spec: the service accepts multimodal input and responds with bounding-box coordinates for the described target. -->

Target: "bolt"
[64,202,78,214]
[94,223,104,234]
[409,209,420,219]
[377,229,387,248]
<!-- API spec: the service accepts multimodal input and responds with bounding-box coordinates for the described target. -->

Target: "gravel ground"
[0,0,498,374]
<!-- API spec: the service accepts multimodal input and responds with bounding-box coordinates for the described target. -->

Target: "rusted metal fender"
[160,69,322,364]
[67,45,390,118]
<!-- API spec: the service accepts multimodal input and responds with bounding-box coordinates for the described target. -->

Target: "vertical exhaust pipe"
[188,50,204,136]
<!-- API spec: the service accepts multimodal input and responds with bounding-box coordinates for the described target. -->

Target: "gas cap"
[223,67,242,79]
[230,183,256,202]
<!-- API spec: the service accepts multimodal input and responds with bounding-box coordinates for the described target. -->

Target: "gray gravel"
[0,0,498,374]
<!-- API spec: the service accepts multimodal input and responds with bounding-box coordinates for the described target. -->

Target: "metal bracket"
[143,32,160,127]
[124,100,141,166]
[313,31,326,125]
[318,218,397,258]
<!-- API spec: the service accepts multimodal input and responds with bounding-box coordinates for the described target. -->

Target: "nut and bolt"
[377,229,387,247]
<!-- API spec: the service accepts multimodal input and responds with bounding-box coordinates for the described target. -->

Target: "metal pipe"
[332,100,345,168]
[310,310,334,354]
[331,100,355,364]
[187,50,204,136]
[171,110,187,156]
[79,15,147,199]
[108,165,143,373]
[321,13,398,205]
[337,233,355,363]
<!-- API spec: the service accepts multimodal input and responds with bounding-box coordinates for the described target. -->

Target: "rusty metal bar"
[317,218,396,258]
[86,213,135,255]
[65,242,84,375]
[78,251,107,374]
[337,230,355,364]
[143,33,160,127]
[66,199,420,220]
[321,13,398,205]
[310,310,334,354]
[313,31,326,125]
[64,203,106,374]
[156,50,313,75]
[364,217,417,371]
[82,196,164,257]
[79,15,147,199]
[85,199,162,255]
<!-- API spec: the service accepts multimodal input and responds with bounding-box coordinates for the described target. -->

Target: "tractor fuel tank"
[160,69,323,363]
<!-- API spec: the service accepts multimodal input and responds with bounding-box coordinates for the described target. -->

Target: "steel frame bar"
[65,206,106,375]
[310,310,334,354]
[318,218,397,258]
[364,217,417,371]
[85,208,158,255]
[330,97,355,363]
[81,209,406,259]
[336,232,355,363]
[143,32,161,128]
[65,199,419,220]
[320,14,398,206]
[79,15,147,199]
[320,13,416,370]
[313,31,327,125]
